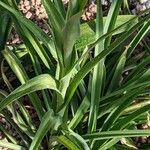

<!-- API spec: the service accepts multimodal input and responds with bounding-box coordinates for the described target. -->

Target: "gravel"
[7,0,150,45]
[129,0,150,14]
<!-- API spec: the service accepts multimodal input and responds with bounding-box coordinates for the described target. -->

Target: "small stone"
[25,11,32,19]
[31,0,36,5]
[23,9,28,14]
[140,0,149,4]
[131,9,136,14]
[101,0,108,5]
[142,124,149,129]
[24,0,30,6]
[25,5,31,11]
[146,1,150,8]
[62,0,69,5]
[12,38,20,44]
[36,0,41,5]
[136,3,143,11]
[141,4,147,11]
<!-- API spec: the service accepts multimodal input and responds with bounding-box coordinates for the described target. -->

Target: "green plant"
[0,0,150,149]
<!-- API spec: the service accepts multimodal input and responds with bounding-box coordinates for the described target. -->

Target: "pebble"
[101,0,150,13]
[8,0,150,45]
[25,11,32,19]
[129,0,150,14]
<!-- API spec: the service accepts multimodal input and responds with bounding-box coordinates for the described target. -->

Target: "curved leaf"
[83,130,150,140]
[55,135,80,150]
[59,14,150,114]
[0,74,62,112]
[0,140,25,150]
[29,110,62,150]
[0,1,56,58]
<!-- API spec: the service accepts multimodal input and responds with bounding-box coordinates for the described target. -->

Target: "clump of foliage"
[0,0,150,149]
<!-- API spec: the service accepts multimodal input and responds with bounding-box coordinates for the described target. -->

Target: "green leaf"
[0,13,12,51]
[88,0,104,133]
[0,140,25,150]
[55,135,80,150]
[14,23,53,70]
[0,89,7,100]
[127,20,150,57]
[123,56,150,85]
[106,50,127,94]
[113,103,150,130]
[29,110,62,150]
[68,129,90,150]
[69,94,90,129]
[64,14,141,78]
[59,128,90,150]
[0,74,62,112]
[104,0,122,48]
[54,0,66,19]
[2,48,45,119]
[42,0,64,65]
[83,130,150,140]
[1,110,30,146]
[67,0,88,19]
[76,15,138,51]
[0,1,57,58]
[63,12,81,68]
[60,14,150,114]
[101,85,150,132]
[0,125,17,144]
[98,138,120,150]
[101,92,139,131]
[42,0,65,31]
[1,58,36,133]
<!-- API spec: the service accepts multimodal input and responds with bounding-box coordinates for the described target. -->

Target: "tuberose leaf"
[0,74,62,112]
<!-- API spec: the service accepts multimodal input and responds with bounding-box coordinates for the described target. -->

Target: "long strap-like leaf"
[0,74,62,112]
